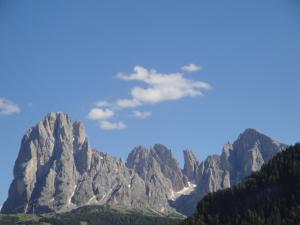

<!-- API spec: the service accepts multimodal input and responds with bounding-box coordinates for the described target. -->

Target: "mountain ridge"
[1,112,286,216]
[181,144,300,225]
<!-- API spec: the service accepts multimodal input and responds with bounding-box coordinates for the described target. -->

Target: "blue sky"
[1,0,300,205]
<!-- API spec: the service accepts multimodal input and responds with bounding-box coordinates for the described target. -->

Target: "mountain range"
[1,112,286,216]
[181,144,300,225]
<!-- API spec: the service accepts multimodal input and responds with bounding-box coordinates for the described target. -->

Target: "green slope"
[0,205,183,225]
[181,144,300,225]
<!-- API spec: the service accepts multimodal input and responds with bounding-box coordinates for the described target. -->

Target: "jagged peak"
[129,145,150,156]
[152,143,170,151]
[30,112,87,138]
[238,128,275,141]
[72,120,86,144]
[183,149,198,159]
[183,149,199,181]
[222,142,233,155]
[235,128,281,149]
[183,149,199,170]
[44,111,71,121]
[151,144,173,158]
[34,112,72,132]
[134,145,149,151]
[240,128,263,136]
[128,144,175,162]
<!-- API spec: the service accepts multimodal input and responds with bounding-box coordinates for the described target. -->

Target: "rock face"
[1,113,169,214]
[1,113,287,216]
[2,112,81,213]
[174,128,287,215]
[126,144,187,214]
[183,150,200,182]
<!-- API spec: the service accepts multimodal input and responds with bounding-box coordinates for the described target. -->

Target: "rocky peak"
[151,144,187,191]
[127,144,186,191]
[172,129,286,216]
[234,128,286,161]
[2,112,92,213]
[221,143,233,170]
[2,114,288,217]
[183,149,200,181]
[73,120,86,146]
[229,128,287,180]
[126,146,149,164]
[126,146,151,180]
[151,144,172,158]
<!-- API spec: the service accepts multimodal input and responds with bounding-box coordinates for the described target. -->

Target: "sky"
[1,0,300,205]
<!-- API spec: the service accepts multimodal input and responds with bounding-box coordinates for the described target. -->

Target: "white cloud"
[116,65,211,106]
[95,101,111,107]
[132,110,151,119]
[88,108,114,120]
[116,99,141,108]
[100,120,126,130]
[181,64,202,73]
[88,65,211,130]
[0,97,20,115]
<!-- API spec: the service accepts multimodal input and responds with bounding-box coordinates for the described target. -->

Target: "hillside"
[0,205,182,225]
[181,144,300,225]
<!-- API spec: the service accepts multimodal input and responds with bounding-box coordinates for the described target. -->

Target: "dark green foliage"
[0,213,43,225]
[181,144,300,225]
[0,205,182,225]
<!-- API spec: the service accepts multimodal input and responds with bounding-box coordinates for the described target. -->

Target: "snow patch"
[87,196,96,204]
[24,203,28,213]
[100,193,107,200]
[169,182,197,200]
[68,185,77,205]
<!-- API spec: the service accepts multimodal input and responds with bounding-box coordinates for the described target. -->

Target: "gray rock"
[171,128,286,215]
[126,145,184,214]
[2,112,80,213]
[227,128,287,184]
[183,149,200,182]
[151,144,187,191]
[1,113,166,214]
[1,113,287,217]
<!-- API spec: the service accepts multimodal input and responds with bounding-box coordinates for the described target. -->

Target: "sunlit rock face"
[1,113,153,214]
[173,128,287,215]
[183,149,200,182]
[126,144,188,214]
[1,113,286,216]
[2,113,81,213]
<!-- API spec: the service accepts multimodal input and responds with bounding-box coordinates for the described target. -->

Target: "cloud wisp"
[100,120,126,130]
[88,108,114,120]
[95,101,112,107]
[132,110,151,119]
[181,63,202,72]
[88,64,210,130]
[0,97,20,115]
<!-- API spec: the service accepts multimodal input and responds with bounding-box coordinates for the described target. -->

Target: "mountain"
[1,112,286,216]
[173,128,287,215]
[126,144,188,214]
[1,113,164,214]
[181,144,300,225]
